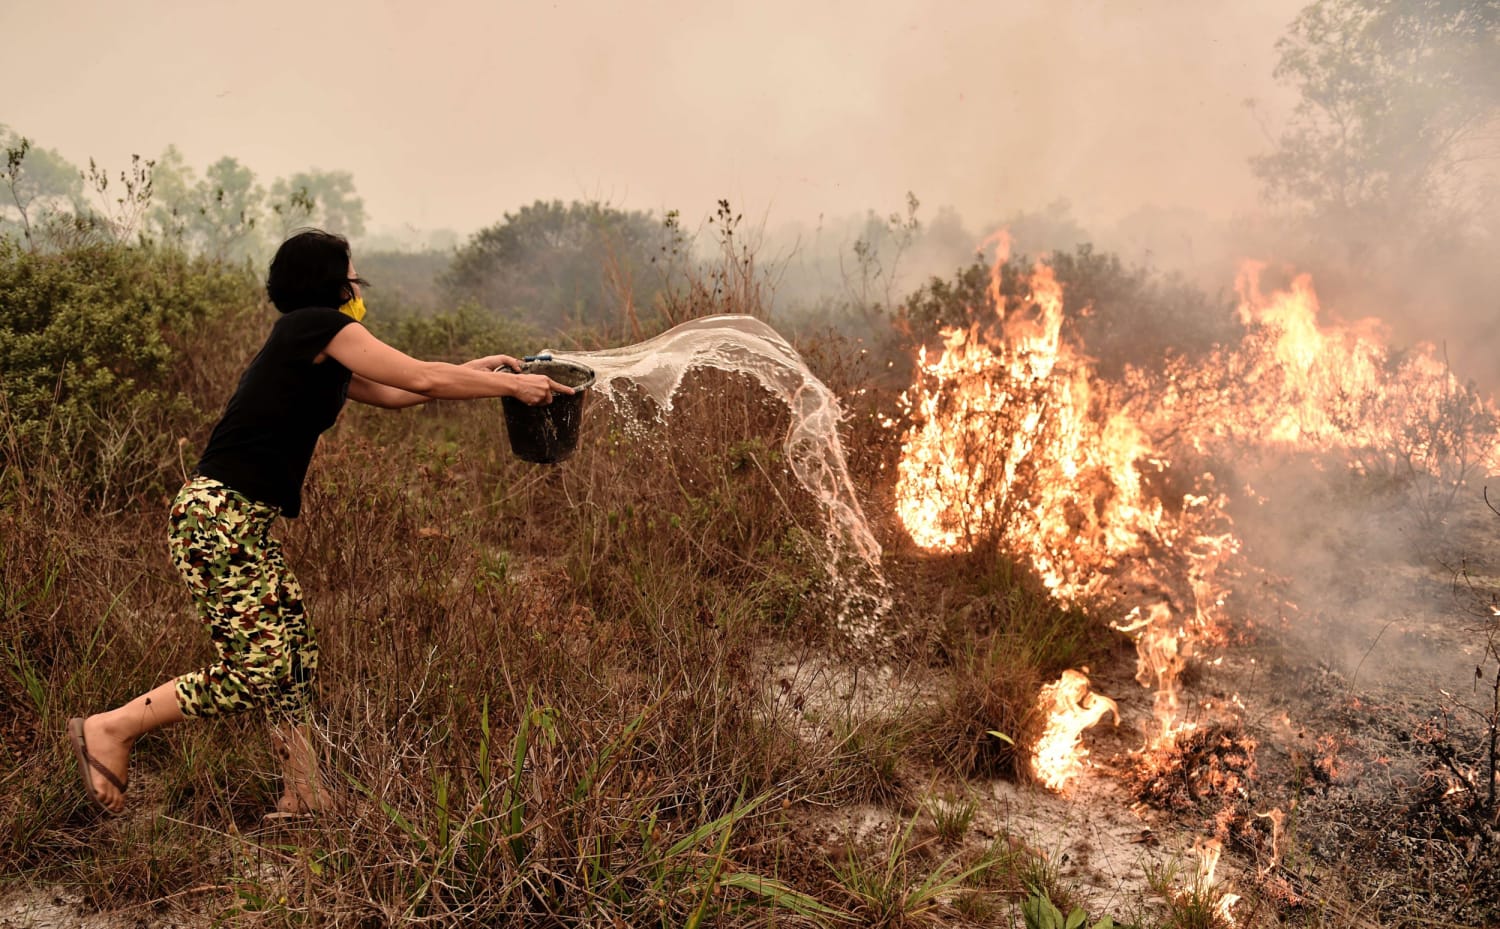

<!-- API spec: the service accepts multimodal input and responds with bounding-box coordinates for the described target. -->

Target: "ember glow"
[894,240,1500,791]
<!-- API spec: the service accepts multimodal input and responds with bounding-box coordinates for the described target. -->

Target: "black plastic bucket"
[501,359,596,464]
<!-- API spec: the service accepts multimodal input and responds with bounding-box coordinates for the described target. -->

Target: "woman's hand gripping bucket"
[500,354,596,463]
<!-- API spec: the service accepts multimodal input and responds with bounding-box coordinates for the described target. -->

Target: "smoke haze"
[11,4,1496,614]
[1,0,1302,240]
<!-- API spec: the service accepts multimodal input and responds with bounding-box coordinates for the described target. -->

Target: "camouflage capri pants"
[167,475,318,718]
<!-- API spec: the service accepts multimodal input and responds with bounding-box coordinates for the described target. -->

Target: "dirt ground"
[0,888,182,929]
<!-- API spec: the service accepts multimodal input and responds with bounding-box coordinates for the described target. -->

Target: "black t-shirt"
[196,307,358,517]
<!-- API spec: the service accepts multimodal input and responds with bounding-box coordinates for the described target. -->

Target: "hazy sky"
[4,0,1303,239]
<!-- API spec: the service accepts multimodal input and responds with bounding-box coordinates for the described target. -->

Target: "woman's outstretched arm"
[324,325,569,405]
[347,374,433,409]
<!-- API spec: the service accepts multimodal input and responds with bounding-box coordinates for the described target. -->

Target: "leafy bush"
[373,300,540,362]
[443,200,674,336]
[0,238,259,503]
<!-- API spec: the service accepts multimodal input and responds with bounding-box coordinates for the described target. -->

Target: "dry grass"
[0,252,975,924]
[10,239,1437,928]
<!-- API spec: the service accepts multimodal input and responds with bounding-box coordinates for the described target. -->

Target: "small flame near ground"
[1255,808,1286,876]
[1031,669,1120,791]
[1193,838,1241,925]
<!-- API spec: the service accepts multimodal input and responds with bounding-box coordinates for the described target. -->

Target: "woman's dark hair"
[266,228,366,313]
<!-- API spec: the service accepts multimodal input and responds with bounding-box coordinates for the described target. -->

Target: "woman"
[68,228,572,815]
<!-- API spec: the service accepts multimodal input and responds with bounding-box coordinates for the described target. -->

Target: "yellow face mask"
[338,296,367,322]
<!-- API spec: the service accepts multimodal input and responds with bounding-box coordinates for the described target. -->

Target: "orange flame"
[1154,261,1500,481]
[894,244,1164,601]
[894,241,1500,790]
[1031,669,1120,791]
[1114,603,1192,748]
[1193,837,1240,924]
[1256,808,1286,875]
[895,242,1234,777]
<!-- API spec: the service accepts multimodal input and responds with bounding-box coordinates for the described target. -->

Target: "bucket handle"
[494,353,552,373]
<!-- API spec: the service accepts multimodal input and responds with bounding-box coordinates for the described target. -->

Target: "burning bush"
[899,244,1236,382]
[890,228,1500,800]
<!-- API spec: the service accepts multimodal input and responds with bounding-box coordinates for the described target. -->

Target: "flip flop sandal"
[68,717,127,812]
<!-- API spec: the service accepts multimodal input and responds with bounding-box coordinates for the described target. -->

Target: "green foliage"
[1022,888,1116,929]
[1047,245,1236,379]
[0,132,85,250]
[2,137,370,264]
[1142,854,1235,929]
[148,150,266,261]
[269,169,367,240]
[0,129,84,247]
[0,238,258,501]
[899,255,995,338]
[144,144,194,238]
[822,715,916,806]
[0,131,83,208]
[1253,0,1500,228]
[81,154,156,245]
[143,146,368,261]
[374,300,539,362]
[829,813,995,927]
[926,791,977,844]
[443,199,672,334]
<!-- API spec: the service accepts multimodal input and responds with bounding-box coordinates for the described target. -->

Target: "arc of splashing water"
[549,315,881,564]
[547,316,886,621]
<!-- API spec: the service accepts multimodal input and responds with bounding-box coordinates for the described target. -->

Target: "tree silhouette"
[1253,0,1500,234]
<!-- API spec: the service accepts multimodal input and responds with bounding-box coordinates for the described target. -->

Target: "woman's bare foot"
[272,723,328,815]
[77,715,132,813]
[273,790,328,815]
[74,681,188,812]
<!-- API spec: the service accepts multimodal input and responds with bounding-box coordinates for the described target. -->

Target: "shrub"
[0,238,259,504]
[442,200,674,337]
[372,299,540,362]
[928,556,1105,780]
